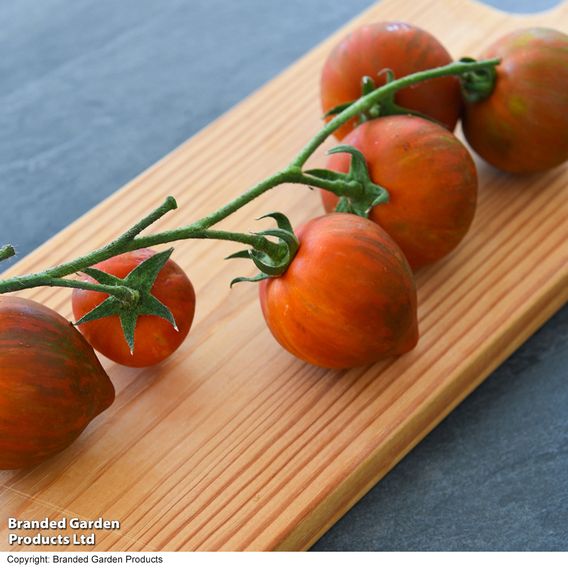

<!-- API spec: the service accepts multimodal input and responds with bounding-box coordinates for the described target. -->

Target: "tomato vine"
[0,57,499,345]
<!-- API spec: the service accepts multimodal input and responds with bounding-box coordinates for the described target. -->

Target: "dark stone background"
[0,0,565,551]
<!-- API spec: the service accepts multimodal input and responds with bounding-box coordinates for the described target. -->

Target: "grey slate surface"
[0,0,566,552]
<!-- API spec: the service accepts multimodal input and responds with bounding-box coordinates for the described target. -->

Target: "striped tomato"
[322,116,478,269]
[0,297,114,469]
[321,22,462,139]
[462,27,568,174]
[259,214,418,369]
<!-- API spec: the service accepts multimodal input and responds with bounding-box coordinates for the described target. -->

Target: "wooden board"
[1,0,567,552]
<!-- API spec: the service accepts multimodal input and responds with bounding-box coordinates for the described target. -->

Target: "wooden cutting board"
[1,0,567,552]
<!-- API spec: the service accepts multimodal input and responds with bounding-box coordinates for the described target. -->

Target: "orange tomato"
[321,21,462,140]
[462,27,568,174]
[323,116,478,269]
[72,249,196,367]
[259,214,418,369]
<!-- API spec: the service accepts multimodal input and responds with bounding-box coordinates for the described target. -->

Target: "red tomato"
[0,297,114,469]
[322,116,478,269]
[321,21,462,140]
[72,249,196,367]
[259,214,418,369]
[462,27,568,174]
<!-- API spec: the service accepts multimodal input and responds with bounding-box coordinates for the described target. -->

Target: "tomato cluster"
[260,22,566,368]
[1,20,566,470]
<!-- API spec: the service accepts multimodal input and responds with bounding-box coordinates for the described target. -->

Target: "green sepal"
[123,248,174,292]
[323,101,356,118]
[255,211,299,267]
[256,212,295,234]
[304,168,348,182]
[250,225,299,275]
[326,145,390,218]
[370,192,390,208]
[249,250,285,276]
[227,212,299,287]
[139,294,178,330]
[374,69,447,125]
[75,248,178,354]
[75,296,123,326]
[459,57,498,103]
[230,273,272,287]
[254,228,299,254]
[335,197,352,213]
[119,309,138,354]
[378,68,395,84]
[329,145,368,180]
[82,267,124,287]
[361,75,377,96]
[225,250,251,260]
[328,67,443,127]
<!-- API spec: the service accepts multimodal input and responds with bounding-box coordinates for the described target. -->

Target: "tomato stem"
[0,58,500,296]
[0,275,139,304]
[291,57,500,169]
[0,245,16,263]
[127,228,283,258]
[459,57,499,103]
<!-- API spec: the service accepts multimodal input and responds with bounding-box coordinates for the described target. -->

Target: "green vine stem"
[290,57,499,169]
[0,57,500,300]
[0,245,16,263]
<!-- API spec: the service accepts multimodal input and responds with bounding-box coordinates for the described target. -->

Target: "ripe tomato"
[462,27,568,174]
[72,249,196,367]
[259,214,418,369]
[322,116,478,269]
[0,297,114,469]
[321,21,462,140]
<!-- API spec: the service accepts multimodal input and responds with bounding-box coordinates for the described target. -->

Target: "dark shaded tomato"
[321,21,462,140]
[463,27,568,174]
[0,297,114,470]
[72,249,196,367]
[259,214,418,369]
[322,116,477,269]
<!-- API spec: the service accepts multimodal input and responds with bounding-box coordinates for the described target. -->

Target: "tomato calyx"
[459,57,498,103]
[75,248,178,353]
[323,75,380,121]
[324,71,444,128]
[308,146,389,218]
[227,212,299,286]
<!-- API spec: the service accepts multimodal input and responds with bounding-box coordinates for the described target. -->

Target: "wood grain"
[1,0,567,552]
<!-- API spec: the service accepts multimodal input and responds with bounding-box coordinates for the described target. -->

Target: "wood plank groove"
[419,191,565,325]
[1,0,566,552]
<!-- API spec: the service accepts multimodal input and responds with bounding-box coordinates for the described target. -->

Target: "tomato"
[322,116,478,269]
[259,214,418,369]
[0,297,114,469]
[72,249,196,367]
[321,21,462,140]
[462,27,568,174]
